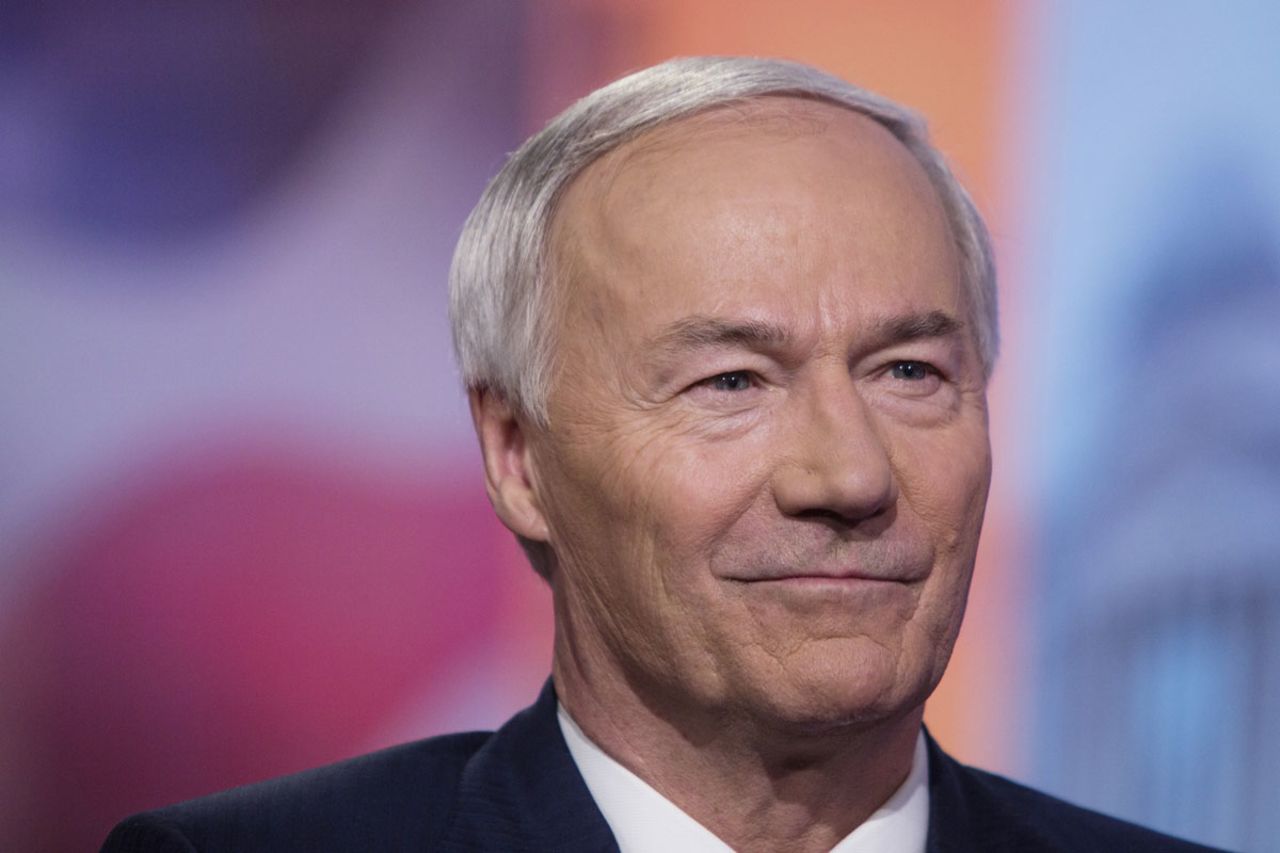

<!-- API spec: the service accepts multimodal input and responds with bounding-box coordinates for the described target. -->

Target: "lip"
[728,564,928,584]
[735,574,914,586]
[729,575,918,607]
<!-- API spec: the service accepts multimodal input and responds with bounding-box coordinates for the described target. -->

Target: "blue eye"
[706,371,754,391]
[890,361,934,381]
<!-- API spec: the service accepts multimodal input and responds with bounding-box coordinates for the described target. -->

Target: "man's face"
[528,99,991,730]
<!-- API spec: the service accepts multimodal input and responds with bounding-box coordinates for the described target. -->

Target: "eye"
[702,370,756,392]
[881,360,945,398]
[889,361,936,381]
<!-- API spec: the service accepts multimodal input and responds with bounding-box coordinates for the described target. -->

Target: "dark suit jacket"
[102,681,1226,852]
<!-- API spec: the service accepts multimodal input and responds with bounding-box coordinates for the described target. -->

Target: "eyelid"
[872,360,946,405]
[877,352,951,379]
[891,359,941,376]
[695,369,759,390]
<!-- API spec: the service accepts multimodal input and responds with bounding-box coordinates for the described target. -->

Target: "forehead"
[546,97,963,346]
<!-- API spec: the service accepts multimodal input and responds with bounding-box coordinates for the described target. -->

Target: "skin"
[472,97,992,852]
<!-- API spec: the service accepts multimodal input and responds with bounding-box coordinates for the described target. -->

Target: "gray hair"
[449,56,998,424]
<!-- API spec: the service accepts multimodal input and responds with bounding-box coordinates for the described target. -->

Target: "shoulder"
[930,745,1229,852]
[101,730,492,853]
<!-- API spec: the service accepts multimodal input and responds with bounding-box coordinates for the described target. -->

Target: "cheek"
[643,423,785,569]
[888,417,991,544]
[537,419,773,674]
[536,413,734,590]
[892,421,990,640]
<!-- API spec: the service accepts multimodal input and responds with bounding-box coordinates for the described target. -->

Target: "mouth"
[732,574,917,592]
[726,574,920,611]
[743,572,909,582]
[728,562,929,585]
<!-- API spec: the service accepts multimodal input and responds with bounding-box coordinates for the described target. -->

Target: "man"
[103,57,1224,852]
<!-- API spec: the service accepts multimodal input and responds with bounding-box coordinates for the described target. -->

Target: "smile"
[728,561,930,585]
[736,575,915,588]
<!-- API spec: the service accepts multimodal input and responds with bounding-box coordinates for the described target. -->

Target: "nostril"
[793,505,888,524]
[790,503,898,537]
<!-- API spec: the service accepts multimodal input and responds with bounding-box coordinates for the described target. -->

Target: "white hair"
[449,56,998,424]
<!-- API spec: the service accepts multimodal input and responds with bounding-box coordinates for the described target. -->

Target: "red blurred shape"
[1,442,509,851]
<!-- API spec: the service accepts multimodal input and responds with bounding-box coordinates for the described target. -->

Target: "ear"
[469,387,550,543]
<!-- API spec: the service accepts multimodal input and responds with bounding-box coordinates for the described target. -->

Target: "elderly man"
[104,57,1222,853]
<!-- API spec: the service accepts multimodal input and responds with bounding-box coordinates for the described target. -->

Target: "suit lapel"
[924,729,984,853]
[437,680,619,852]
[439,689,993,852]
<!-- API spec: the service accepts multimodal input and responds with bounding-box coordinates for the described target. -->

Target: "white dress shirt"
[558,705,930,853]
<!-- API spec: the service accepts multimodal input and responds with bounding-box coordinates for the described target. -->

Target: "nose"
[771,380,897,524]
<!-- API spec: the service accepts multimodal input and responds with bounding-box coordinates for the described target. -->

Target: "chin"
[738,640,936,734]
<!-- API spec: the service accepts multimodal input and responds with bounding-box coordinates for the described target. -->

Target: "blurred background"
[2,1,1277,850]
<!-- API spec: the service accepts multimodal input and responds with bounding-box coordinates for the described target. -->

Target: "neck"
[552,632,924,853]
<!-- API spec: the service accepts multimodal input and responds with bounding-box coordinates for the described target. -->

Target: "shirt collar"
[558,703,930,853]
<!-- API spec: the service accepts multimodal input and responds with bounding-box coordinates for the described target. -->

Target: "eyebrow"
[650,316,790,351]
[649,309,963,354]
[874,310,964,345]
